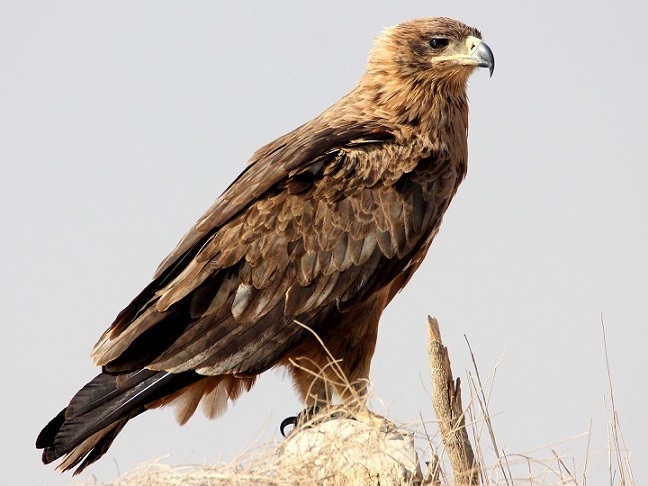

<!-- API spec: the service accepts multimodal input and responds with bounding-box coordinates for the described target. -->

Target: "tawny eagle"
[37,17,494,474]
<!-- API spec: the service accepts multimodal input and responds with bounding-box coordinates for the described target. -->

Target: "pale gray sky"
[2,1,647,484]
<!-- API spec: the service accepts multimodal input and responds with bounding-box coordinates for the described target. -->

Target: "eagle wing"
[91,119,457,379]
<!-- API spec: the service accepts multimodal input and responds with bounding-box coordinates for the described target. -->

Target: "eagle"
[37,17,494,474]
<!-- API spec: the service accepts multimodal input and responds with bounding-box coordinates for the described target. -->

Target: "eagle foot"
[280,405,361,437]
[280,406,323,437]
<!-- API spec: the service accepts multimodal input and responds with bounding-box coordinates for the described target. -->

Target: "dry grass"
[75,317,634,486]
[80,406,420,485]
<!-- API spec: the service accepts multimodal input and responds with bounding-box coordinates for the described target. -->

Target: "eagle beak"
[466,36,495,77]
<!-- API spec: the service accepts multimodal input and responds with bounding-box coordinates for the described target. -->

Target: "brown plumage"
[36,17,494,474]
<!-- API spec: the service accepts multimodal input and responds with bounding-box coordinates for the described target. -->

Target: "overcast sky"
[2,1,647,484]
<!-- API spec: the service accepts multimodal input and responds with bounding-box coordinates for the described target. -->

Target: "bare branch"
[427,316,480,485]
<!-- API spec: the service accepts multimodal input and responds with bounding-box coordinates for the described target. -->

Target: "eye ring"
[429,38,449,49]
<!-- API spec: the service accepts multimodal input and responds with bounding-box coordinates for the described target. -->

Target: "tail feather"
[36,369,198,474]
[56,416,128,473]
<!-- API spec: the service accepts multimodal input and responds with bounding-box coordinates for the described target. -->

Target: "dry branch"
[427,316,479,485]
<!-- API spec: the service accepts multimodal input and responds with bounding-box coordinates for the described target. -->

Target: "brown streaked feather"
[152,124,396,280]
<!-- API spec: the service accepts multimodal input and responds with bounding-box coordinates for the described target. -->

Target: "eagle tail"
[36,369,197,475]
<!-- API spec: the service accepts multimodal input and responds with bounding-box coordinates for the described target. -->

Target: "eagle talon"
[280,416,297,437]
[280,406,322,437]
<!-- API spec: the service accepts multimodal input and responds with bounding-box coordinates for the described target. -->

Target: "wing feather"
[92,127,464,387]
[152,121,395,280]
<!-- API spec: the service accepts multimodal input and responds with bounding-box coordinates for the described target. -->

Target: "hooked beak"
[467,36,495,77]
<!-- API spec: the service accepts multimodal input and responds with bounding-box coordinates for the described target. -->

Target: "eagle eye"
[428,37,449,49]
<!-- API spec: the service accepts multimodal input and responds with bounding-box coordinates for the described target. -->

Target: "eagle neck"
[351,73,470,170]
